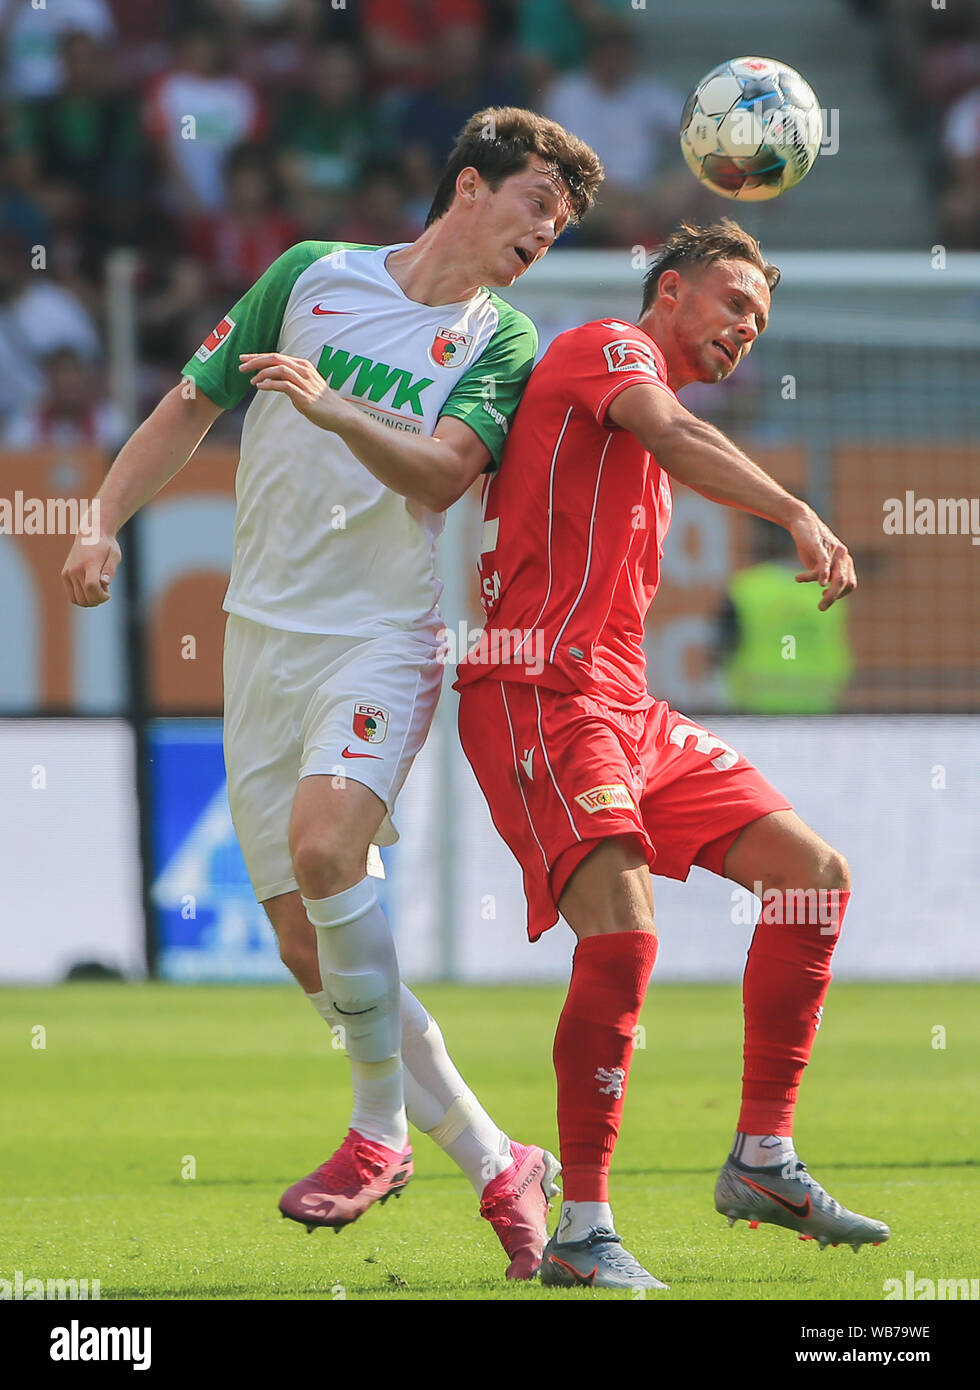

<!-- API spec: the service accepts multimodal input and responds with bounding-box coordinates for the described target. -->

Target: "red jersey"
[454,317,677,710]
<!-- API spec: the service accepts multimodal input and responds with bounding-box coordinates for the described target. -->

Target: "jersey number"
[668,724,738,771]
[482,569,500,608]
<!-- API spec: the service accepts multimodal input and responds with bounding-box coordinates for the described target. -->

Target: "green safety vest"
[725,562,853,714]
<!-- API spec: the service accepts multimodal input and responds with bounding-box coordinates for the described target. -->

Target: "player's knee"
[277,932,318,984]
[813,845,850,893]
[763,836,850,895]
[290,832,363,897]
[578,906,656,937]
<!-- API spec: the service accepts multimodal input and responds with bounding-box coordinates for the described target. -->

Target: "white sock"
[348,1057,405,1150]
[733,1132,796,1169]
[304,880,407,1152]
[302,981,512,1183]
[305,988,347,1049]
[399,986,512,1194]
[556,1200,614,1244]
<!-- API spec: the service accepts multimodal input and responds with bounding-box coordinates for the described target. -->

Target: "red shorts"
[457,680,792,941]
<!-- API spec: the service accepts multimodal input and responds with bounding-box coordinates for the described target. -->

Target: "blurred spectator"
[543,21,680,192]
[397,25,521,217]
[1,346,122,449]
[942,82,980,246]
[516,0,627,102]
[334,162,421,246]
[920,30,980,116]
[105,0,175,93]
[361,0,488,95]
[274,42,374,197]
[575,183,698,256]
[0,236,100,417]
[18,32,145,267]
[542,20,704,247]
[211,0,308,24]
[143,24,264,214]
[716,514,853,715]
[134,212,210,396]
[183,142,301,300]
[20,33,139,196]
[872,0,980,124]
[0,145,52,247]
[212,0,342,96]
[0,0,115,100]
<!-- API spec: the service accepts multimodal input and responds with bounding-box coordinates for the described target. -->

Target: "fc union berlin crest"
[429,326,473,369]
[352,702,389,744]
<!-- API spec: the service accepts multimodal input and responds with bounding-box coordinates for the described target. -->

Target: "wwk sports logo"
[429,327,473,369]
[352,702,389,744]
[195,316,235,362]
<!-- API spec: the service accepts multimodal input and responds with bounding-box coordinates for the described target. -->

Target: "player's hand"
[61,531,121,607]
[788,508,857,611]
[238,353,355,431]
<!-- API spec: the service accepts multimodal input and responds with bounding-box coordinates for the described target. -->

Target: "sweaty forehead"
[709,258,770,322]
[528,162,572,213]
[721,258,769,299]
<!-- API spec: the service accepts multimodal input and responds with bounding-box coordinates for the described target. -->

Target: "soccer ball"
[679,57,823,201]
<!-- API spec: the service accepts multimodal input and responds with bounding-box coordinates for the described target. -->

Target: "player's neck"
[635,310,690,390]
[384,225,484,307]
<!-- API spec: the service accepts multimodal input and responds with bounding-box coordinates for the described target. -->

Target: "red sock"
[738,889,850,1136]
[554,930,659,1202]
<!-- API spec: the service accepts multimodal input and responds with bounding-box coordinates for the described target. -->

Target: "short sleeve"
[437,298,538,470]
[180,241,343,410]
[563,320,676,428]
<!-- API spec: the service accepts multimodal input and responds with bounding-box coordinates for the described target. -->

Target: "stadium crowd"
[0,0,705,442]
[850,0,980,247]
[2,0,969,445]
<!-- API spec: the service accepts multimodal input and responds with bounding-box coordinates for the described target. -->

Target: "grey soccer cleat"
[539,1227,670,1290]
[715,1154,890,1251]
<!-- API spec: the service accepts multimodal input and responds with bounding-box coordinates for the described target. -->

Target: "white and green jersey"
[182,240,538,636]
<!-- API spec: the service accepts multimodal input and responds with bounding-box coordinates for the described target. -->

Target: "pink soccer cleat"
[279,1129,413,1233]
[479,1142,562,1279]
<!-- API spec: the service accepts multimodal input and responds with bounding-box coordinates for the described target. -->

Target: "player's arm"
[239,350,489,510]
[609,383,856,610]
[336,408,492,511]
[62,242,342,606]
[61,384,223,607]
[240,302,535,511]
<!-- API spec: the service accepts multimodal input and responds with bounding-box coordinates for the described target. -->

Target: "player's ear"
[456,166,480,206]
[657,269,682,310]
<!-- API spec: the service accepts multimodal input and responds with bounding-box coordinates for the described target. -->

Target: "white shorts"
[222,613,444,903]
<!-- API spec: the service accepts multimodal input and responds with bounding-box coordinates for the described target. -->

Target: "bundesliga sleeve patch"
[602,339,660,376]
[574,783,635,813]
[195,315,236,362]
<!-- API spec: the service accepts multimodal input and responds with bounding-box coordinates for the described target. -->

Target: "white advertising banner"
[397,711,980,984]
[1,715,975,986]
[0,720,145,983]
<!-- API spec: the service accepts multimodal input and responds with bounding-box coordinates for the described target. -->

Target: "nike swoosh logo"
[341,746,383,759]
[312,305,355,315]
[737,1175,812,1220]
[547,1255,598,1287]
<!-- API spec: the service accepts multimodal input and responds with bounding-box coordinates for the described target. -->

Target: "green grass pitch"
[1,982,977,1301]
